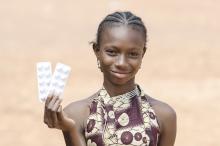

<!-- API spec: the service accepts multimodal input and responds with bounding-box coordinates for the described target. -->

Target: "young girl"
[44,11,177,146]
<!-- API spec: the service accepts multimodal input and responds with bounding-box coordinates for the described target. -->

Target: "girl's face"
[95,26,146,86]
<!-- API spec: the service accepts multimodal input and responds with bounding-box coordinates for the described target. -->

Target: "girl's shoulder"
[145,94,177,133]
[63,92,99,131]
[64,92,98,111]
[146,95,176,115]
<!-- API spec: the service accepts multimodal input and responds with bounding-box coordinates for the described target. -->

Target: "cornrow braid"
[93,11,147,50]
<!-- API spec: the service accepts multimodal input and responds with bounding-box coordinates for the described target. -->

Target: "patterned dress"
[85,85,160,146]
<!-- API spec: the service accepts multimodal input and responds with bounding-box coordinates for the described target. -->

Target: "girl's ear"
[92,42,100,58]
[142,47,147,57]
[92,42,99,52]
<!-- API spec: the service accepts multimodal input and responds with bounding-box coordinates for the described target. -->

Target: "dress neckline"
[98,84,144,104]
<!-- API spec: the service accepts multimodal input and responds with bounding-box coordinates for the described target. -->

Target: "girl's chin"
[110,77,134,86]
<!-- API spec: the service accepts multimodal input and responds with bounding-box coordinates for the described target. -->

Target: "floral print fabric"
[85,85,160,146]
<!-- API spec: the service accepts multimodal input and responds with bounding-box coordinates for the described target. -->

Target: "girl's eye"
[129,52,139,58]
[106,50,117,56]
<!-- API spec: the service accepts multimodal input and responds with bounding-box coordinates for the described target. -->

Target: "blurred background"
[0,0,219,146]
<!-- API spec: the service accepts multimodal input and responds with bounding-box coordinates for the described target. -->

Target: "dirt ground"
[0,0,220,146]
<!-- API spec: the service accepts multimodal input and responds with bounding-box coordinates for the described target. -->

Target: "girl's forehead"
[101,25,145,41]
[100,26,145,47]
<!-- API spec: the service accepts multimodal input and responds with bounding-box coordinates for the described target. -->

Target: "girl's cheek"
[101,56,115,65]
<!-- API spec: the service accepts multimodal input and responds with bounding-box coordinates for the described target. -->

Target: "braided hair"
[92,11,147,52]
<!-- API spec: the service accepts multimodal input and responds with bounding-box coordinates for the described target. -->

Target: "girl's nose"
[115,55,128,68]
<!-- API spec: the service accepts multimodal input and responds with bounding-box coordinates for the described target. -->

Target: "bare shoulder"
[63,92,98,131]
[146,95,177,132]
[63,96,92,117]
[146,95,176,119]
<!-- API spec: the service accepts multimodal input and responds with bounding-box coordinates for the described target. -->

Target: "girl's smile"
[110,70,131,79]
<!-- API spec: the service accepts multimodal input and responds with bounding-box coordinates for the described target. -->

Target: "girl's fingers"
[43,90,65,129]
[47,94,59,109]
[52,98,62,110]
[45,91,54,107]
[44,92,54,126]
[45,94,59,128]
[44,91,53,114]
[51,111,58,127]
[49,95,60,126]
[57,105,64,121]
[51,99,62,127]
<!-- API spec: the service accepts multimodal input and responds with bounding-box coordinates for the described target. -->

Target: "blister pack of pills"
[36,62,71,102]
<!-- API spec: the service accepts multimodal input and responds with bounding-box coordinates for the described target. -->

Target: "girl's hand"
[43,93,76,132]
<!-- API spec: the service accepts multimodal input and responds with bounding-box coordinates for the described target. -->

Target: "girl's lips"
[110,70,130,78]
[111,70,130,74]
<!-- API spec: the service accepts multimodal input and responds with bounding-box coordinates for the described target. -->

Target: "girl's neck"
[103,78,136,97]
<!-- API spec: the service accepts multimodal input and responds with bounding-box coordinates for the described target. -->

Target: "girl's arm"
[62,127,86,146]
[157,106,177,146]
[44,94,87,146]
[148,97,177,146]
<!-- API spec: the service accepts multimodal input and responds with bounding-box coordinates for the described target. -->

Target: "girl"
[44,11,177,146]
